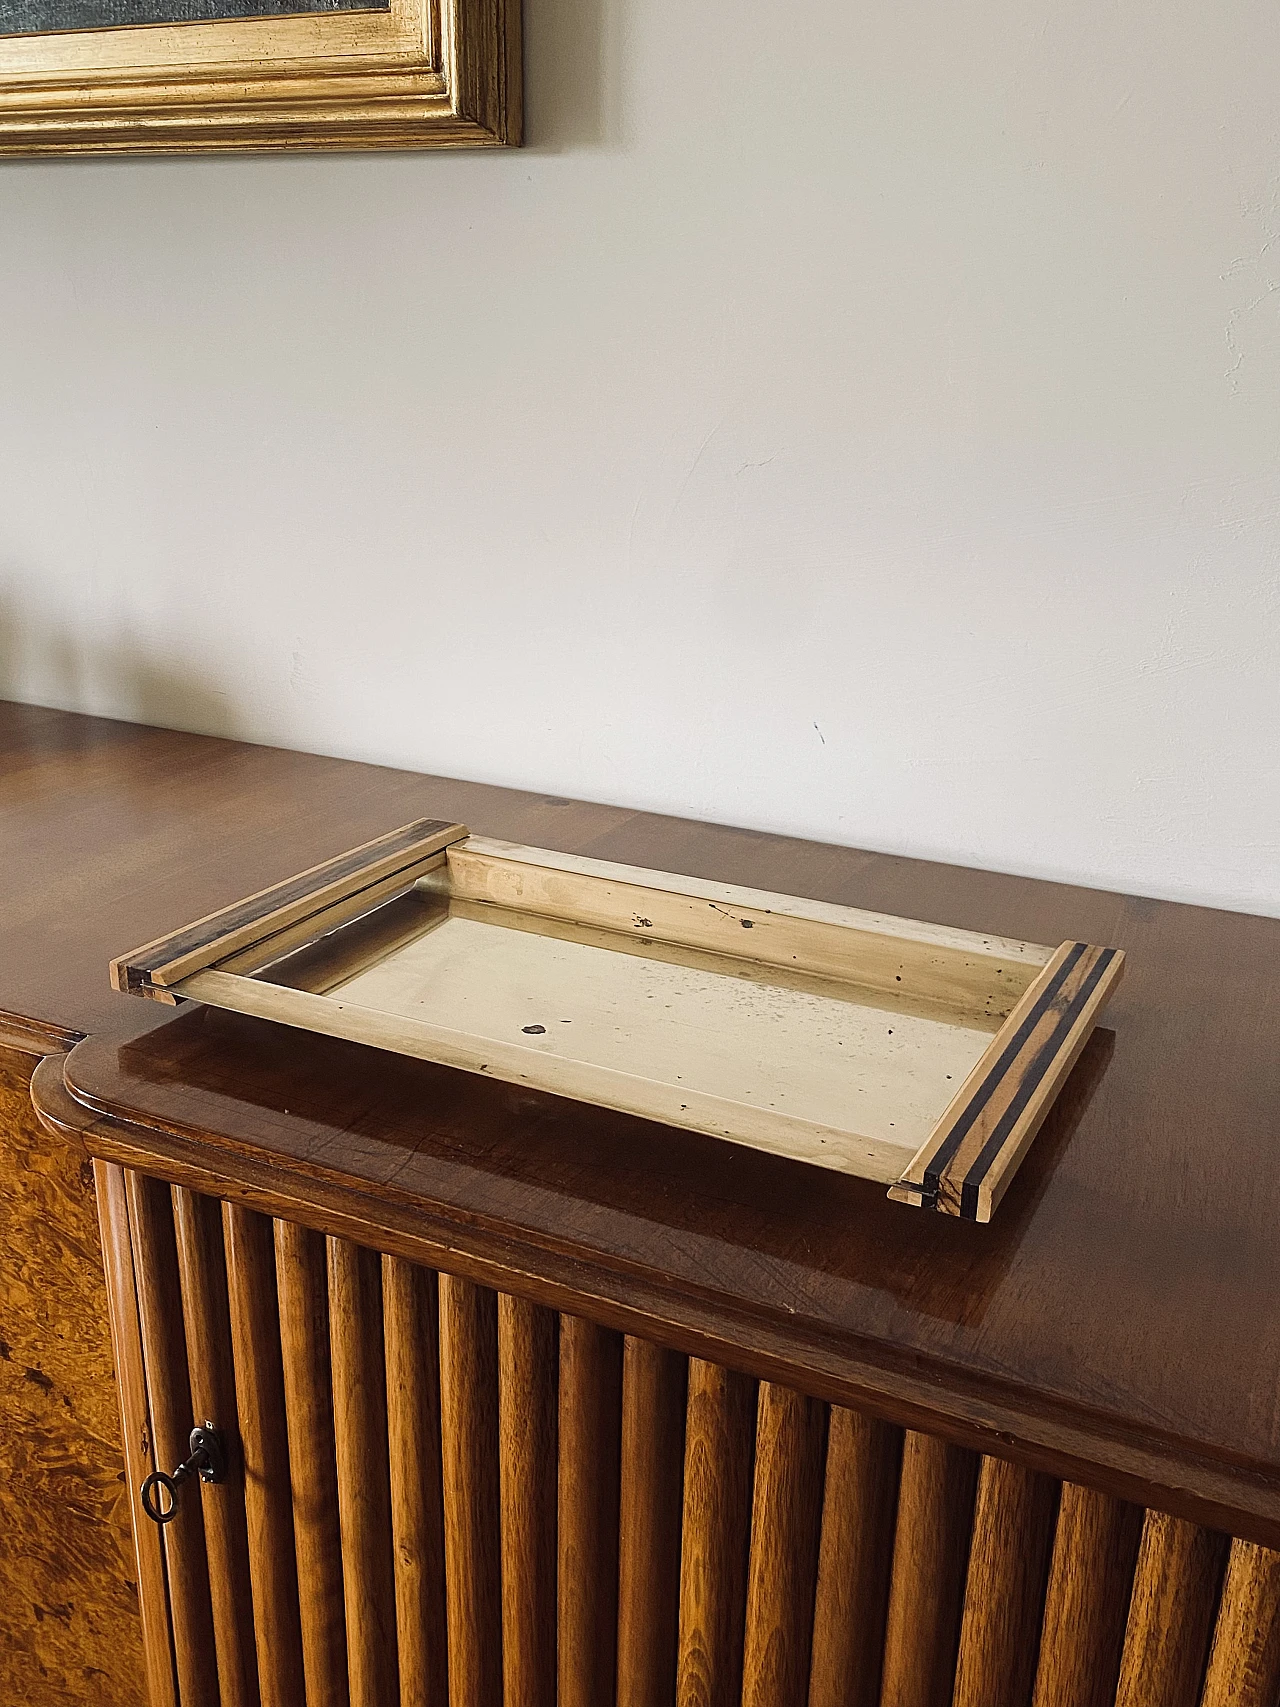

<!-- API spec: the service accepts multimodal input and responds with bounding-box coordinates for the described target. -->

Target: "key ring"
[140,1423,227,1524]
[140,1467,184,1524]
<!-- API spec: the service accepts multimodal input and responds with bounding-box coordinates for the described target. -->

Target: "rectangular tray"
[111,819,1123,1222]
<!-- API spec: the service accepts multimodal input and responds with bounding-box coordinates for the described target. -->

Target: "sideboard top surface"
[9,701,1280,1546]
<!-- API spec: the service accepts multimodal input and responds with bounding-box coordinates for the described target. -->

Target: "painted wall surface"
[2,0,1277,914]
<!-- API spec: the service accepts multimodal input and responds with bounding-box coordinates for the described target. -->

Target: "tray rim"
[112,824,1124,1222]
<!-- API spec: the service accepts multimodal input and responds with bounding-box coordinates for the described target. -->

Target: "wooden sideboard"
[0,699,643,1701]
[4,698,1280,1707]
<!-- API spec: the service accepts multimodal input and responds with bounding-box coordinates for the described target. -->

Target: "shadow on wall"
[0,6,620,727]
[0,585,245,739]
[524,0,621,152]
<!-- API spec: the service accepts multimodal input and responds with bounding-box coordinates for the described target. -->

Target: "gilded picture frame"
[0,0,519,154]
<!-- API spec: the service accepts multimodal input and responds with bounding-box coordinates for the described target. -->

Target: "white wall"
[2,0,1278,915]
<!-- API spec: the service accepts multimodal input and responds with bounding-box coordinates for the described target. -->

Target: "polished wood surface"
[32,1123,1280,1707]
[1200,1539,1280,1707]
[498,1294,557,1707]
[9,700,1280,1704]
[438,1273,503,1707]
[48,987,1280,1546]
[328,1238,398,1707]
[94,1159,177,1707]
[126,1171,219,1707]
[617,1336,686,1707]
[223,1203,305,1707]
[879,1432,978,1707]
[274,1220,349,1707]
[677,1359,757,1707]
[807,1406,901,1707]
[0,701,645,1698]
[171,1185,260,1707]
[385,1255,449,1707]
[19,753,1279,1540]
[1113,1511,1228,1707]
[951,1456,1058,1707]
[558,1314,624,1707]
[9,698,1280,1540]
[0,700,639,1052]
[740,1383,825,1707]
[1031,1484,1143,1707]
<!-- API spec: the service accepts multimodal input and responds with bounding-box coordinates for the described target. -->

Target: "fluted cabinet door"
[98,1173,1280,1707]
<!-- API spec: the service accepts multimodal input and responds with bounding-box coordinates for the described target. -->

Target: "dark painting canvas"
[1,0,385,32]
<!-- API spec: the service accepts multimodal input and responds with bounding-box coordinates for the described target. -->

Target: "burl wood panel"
[0,1044,144,1704]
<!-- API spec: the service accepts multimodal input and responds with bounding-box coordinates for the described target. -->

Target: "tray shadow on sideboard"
[105,998,1117,1339]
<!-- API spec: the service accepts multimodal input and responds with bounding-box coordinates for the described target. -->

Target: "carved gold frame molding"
[0,0,519,154]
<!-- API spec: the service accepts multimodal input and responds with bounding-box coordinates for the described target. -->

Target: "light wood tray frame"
[111,819,1124,1223]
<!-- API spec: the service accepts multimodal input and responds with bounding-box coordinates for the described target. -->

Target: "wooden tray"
[111,819,1123,1222]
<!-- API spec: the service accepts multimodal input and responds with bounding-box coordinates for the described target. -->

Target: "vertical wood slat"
[172,1185,261,1707]
[498,1294,557,1707]
[1113,1511,1227,1707]
[385,1255,449,1707]
[677,1358,758,1707]
[878,1431,979,1707]
[275,1219,349,1707]
[224,1203,305,1707]
[95,1163,179,1707]
[617,1337,688,1707]
[951,1457,1058,1707]
[1031,1482,1143,1707]
[439,1272,503,1707]
[741,1383,826,1707]
[1200,1539,1280,1707]
[559,1314,625,1707]
[329,1237,399,1707]
[125,1172,219,1707]
[807,1407,902,1707]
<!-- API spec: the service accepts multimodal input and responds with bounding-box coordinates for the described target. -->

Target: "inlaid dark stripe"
[919,943,1088,1203]
[129,817,457,976]
[958,947,1116,1219]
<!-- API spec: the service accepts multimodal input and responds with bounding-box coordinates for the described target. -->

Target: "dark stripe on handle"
[124,817,458,978]
[920,943,1089,1203]
[958,946,1117,1219]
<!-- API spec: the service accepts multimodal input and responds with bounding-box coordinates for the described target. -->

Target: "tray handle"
[111,817,469,1001]
[890,939,1124,1222]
